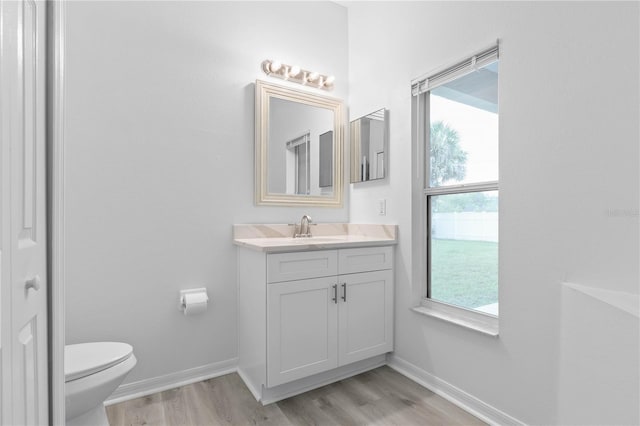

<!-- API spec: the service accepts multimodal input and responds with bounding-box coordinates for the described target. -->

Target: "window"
[413,45,499,319]
[286,132,310,195]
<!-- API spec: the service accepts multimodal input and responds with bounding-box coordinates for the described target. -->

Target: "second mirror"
[350,108,388,183]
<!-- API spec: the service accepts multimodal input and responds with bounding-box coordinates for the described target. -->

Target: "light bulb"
[324,75,335,86]
[289,65,301,77]
[307,71,319,82]
[269,60,282,73]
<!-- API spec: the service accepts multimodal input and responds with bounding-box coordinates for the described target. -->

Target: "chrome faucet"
[294,215,313,238]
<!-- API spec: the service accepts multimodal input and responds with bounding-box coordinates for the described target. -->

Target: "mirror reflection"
[350,108,388,183]
[268,98,334,196]
[255,80,344,207]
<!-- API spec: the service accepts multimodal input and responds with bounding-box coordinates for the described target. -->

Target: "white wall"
[64,1,348,385]
[347,2,639,424]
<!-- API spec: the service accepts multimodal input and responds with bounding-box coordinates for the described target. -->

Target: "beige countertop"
[233,223,397,253]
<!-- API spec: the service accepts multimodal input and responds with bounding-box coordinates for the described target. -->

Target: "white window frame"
[411,44,500,336]
[285,132,311,195]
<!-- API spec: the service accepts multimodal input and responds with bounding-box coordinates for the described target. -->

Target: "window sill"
[412,300,499,337]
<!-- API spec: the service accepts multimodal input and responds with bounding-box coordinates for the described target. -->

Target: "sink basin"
[258,236,346,245]
[288,236,345,244]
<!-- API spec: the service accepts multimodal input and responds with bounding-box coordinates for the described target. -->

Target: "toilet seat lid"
[65,342,133,382]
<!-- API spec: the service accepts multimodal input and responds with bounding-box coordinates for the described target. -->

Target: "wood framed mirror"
[255,80,344,207]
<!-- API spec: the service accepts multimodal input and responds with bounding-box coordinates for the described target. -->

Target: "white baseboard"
[387,354,524,426]
[236,367,262,402]
[105,357,238,405]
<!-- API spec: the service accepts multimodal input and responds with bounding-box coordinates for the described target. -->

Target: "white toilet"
[65,342,137,426]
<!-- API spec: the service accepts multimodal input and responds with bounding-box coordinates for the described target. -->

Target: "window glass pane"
[295,143,309,195]
[430,191,498,314]
[429,61,498,187]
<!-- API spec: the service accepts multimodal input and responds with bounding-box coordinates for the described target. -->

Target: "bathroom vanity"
[234,224,396,404]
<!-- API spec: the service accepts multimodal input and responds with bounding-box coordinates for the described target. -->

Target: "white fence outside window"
[432,212,498,242]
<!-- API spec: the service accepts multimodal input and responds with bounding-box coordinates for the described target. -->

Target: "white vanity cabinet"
[266,247,393,387]
[237,244,394,403]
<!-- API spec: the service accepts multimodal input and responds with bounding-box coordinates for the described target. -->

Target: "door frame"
[48,1,66,424]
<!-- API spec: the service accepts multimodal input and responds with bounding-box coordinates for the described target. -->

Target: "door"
[267,277,338,387]
[0,0,49,424]
[338,270,393,366]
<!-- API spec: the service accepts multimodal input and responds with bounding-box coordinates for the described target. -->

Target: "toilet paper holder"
[179,288,209,315]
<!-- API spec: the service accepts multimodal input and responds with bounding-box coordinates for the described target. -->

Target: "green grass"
[430,239,498,309]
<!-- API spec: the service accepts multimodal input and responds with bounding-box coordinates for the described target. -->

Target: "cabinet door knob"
[332,284,338,304]
[341,283,347,302]
[25,275,41,292]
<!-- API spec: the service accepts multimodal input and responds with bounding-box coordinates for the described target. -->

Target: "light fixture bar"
[261,59,335,91]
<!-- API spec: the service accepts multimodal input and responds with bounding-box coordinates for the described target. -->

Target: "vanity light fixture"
[269,60,282,73]
[289,65,301,77]
[261,59,335,90]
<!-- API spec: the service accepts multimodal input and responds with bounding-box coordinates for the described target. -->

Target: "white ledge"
[412,301,499,337]
[563,282,639,318]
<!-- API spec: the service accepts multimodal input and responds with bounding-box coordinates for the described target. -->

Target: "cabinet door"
[338,270,393,366]
[267,277,338,387]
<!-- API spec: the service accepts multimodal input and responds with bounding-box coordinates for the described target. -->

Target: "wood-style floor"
[106,366,485,426]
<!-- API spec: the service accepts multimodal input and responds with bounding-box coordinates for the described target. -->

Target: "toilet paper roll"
[182,291,208,316]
